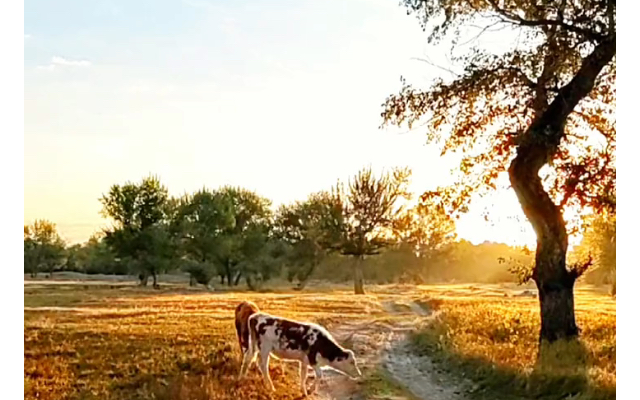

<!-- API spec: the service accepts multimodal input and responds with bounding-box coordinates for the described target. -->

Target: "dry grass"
[24,285,385,400]
[24,281,615,400]
[410,286,616,400]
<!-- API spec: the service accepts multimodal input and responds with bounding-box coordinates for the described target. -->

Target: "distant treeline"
[24,169,616,292]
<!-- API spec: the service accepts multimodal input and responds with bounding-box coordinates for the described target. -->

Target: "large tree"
[100,176,175,287]
[330,167,412,294]
[382,0,615,342]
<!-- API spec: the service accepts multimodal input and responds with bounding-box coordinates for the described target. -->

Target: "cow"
[238,312,362,396]
[235,301,260,359]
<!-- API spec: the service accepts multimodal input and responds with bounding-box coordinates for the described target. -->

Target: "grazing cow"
[238,312,362,396]
[235,301,260,359]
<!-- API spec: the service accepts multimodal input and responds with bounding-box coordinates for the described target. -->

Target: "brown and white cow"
[238,312,362,396]
[235,301,260,359]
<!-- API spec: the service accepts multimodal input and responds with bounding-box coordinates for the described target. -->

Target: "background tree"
[100,176,175,287]
[24,220,66,278]
[214,186,274,287]
[82,234,121,275]
[394,197,457,282]
[274,191,342,290]
[64,244,84,272]
[382,0,615,343]
[172,189,235,287]
[330,167,412,294]
[237,225,287,291]
[574,211,616,295]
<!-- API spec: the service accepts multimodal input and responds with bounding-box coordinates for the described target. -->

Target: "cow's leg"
[238,339,256,379]
[309,364,323,394]
[235,321,244,358]
[258,348,275,392]
[299,360,309,397]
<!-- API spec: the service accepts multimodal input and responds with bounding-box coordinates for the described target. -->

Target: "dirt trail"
[313,299,471,400]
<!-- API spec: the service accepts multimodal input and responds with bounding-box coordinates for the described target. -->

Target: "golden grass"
[24,282,615,400]
[410,287,616,400]
[24,285,385,400]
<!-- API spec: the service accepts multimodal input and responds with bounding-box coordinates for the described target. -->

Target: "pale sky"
[24,0,537,246]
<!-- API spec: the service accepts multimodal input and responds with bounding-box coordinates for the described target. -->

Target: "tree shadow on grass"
[409,329,615,400]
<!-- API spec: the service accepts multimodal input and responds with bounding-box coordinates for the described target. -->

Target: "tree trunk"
[139,273,149,286]
[353,256,365,295]
[534,244,579,342]
[152,272,159,289]
[189,274,196,287]
[234,271,243,286]
[510,153,578,342]
[508,34,615,343]
[220,274,225,285]
[226,261,233,287]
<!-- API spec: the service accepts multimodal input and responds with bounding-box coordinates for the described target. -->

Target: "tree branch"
[485,0,606,42]
[411,57,460,78]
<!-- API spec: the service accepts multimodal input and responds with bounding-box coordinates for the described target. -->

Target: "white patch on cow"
[306,329,318,345]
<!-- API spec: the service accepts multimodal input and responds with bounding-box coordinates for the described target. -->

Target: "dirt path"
[313,299,472,400]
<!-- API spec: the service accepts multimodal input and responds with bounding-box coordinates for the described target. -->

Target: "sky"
[24,0,537,246]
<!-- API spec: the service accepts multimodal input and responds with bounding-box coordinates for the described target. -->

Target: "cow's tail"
[239,314,260,378]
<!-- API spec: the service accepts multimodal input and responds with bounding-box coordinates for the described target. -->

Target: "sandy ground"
[313,299,472,400]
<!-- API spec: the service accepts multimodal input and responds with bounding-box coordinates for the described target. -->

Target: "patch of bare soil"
[313,300,472,400]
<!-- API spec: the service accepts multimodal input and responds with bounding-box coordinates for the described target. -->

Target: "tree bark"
[508,34,615,343]
[353,255,365,295]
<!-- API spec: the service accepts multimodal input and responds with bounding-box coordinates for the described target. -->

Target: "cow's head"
[329,349,362,379]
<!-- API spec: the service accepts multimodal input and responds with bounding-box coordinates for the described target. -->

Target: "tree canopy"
[385,0,615,217]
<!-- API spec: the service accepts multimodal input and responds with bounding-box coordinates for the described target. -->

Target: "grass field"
[410,285,616,400]
[24,280,616,400]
